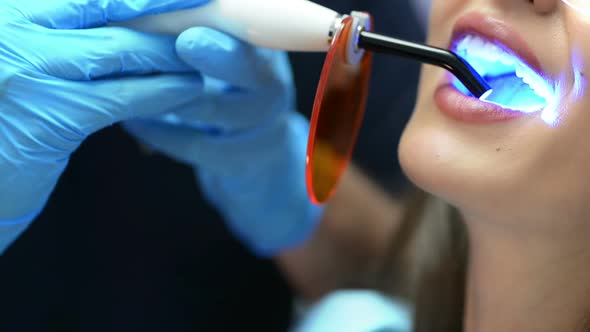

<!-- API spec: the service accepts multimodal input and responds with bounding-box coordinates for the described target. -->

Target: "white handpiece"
[114,0,340,52]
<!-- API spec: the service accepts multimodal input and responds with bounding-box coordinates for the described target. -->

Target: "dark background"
[0,1,424,331]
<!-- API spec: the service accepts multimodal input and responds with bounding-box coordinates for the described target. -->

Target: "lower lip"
[434,83,526,123]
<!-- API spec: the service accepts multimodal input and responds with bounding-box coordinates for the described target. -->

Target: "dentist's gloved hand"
[0,0,212,253]
[124,27,324,257]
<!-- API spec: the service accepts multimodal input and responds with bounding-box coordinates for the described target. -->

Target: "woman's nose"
[529,0,558,13]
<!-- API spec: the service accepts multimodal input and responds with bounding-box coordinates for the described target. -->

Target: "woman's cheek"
[398,119,451,196]
[428,0,464,30]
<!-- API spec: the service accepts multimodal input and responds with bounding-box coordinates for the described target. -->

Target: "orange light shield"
[306,13,373,204]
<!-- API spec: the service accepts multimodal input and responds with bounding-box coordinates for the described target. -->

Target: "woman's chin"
[398,103,589,226]
[398,103,537,220]
[399,114,468,204]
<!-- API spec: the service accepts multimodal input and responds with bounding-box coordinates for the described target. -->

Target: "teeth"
[456,35,472,52]
[482,44,502,62]
[515,63,534,79]
[468,58,489,77]
[522,75,532,85]
[457,34,552,101]
[471,36,486,51]
[499,54,514,66]
[457,35,511,62]
[514,63,552,99]
[533,81,551,99]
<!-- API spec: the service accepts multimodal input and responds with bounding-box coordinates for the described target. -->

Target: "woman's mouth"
[435,12,557,124]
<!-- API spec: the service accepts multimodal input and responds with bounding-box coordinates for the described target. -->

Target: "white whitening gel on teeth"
[454,34,554,114]
[112,0,340,52]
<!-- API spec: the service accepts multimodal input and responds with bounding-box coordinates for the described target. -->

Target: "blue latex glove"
[0,0,213,254]
[124,27,324,256]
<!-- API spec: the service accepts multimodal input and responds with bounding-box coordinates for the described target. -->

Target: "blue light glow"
[561,0,590,17]
[479,89,493,101]
[453,40,557,125]
[539,51,589,127]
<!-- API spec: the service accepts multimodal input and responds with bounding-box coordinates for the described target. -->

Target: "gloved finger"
[142,75,290,131]
[122,112,301,176]
[175,27,293,91]
[123,120,213,167]
[0,213,37,255]
[29,26,193,80]
[14,71,204,136]
[19,0,211,29]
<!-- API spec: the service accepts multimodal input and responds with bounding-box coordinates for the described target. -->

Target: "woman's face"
[399,0,590,224]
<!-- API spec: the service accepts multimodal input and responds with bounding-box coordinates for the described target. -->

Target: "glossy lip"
[435,11,548,123]
[450,12,544,75]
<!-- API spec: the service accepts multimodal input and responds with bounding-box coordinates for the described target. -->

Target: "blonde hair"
[378,191,590,332]
[376,190,468,332]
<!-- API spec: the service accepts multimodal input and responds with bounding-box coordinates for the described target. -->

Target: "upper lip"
[450,11,544,78]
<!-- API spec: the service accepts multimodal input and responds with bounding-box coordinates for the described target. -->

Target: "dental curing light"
[112,0,339,51]
[357,31,492,98]
[114,0,491,99]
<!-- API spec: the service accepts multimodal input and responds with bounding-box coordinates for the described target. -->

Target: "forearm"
[276,164,405,302]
